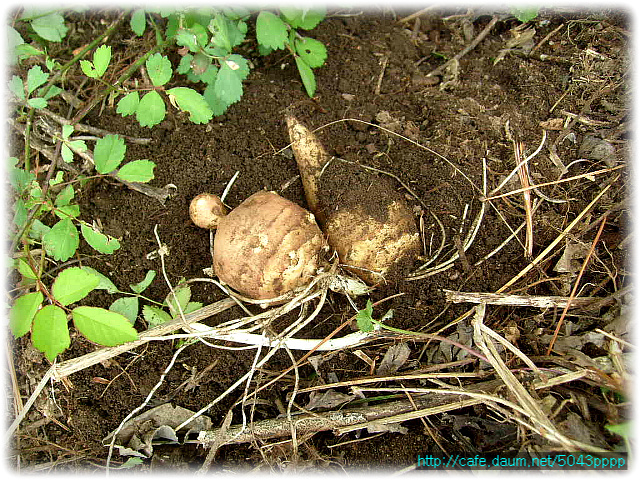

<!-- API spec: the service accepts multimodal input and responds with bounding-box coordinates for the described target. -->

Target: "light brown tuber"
[197,191,326,300]
[286,115,421,284]
[189,193,228,229]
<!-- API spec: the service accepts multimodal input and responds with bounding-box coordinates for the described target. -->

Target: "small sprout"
[189,193,227,229]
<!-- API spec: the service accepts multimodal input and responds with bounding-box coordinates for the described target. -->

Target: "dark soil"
[9,8,630,472]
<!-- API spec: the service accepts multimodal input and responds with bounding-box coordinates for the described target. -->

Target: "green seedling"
[8,65,60,110]
[9,268,138,361]
[510,7,540,23]
[356,299,394,333]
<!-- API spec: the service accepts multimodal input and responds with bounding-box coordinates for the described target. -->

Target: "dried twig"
[443,290,600,309]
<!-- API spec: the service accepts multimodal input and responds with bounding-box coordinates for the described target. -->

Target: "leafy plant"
[9,133,155,263]
[356,299,394,333]
[9,268,138,361]
[255,8,327,97]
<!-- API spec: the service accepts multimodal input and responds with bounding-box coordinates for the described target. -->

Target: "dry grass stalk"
[443,289,599,309]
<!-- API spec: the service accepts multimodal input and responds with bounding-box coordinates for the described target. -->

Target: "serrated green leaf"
[32,305,70,361]
[280,8,326,30]
[43,218,79,262]
[9,291,44,338]
[94,134,126,173]
[226,54,250,80]
[9,165,35,192]
[190,52,211,76]
[295,37,327,68]
[61,124,74,139]
[27,97,47,109]
[213,63,243,105]
[80,59,97,78]
[209,13,246,53]
[257,43,273,56]
[129,270,156,294]
[81,223,121,254]
[80,266,119,294]
[165,284,191,318]
[130,9,146,36]
[9,75,25,100]
[49,170,64,186]
[67,139,87,153]
[28,219,51,241]
[146,53,172,86]
[15,44,44,62]
[177,54,193,74]
[136,90,165,128]
[295,56,316,97]
[256,11,288,50]
[61,144,73,163]
[72,306,138,346]
[116,159,156,183]
[12,198,27,229]
[143,304,172,328]
[175,23,208,53]
[166,87,213,124]
[109,297,139,324]
[356,299,374,332]
[16,258,38,280]
[92,45,111,77]
[52,267,100,306]
[116,91,140,116]
[31,12,68,42]
[41,85,62,101]
[200,64,218,85]
[203,82,230,116]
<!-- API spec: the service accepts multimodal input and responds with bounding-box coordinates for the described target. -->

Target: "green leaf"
[116,159,156,183]
[32,305,70,361]
[116,91,140,116]
[80,59,97,78]
[27,66,50,94]
[146,53,172,86]
[49,170,64,187]
[72,306,138,346]
[129,270,156,294]
[209,13,246,52]
[9,291,43,338]
[136,90,165,128]
[130,9,146,36]
[177,54,193,75]
[54,184,75,207]
[80,266,119,294]
[142,305,172,328]
[166,87,213,124]
[213,63,243,106]
[295,56,316,97]
[27,97,47,109]
[190,52,212,76]
[15,43,44,62]
[30,12,68,42]
[28,219,51,241]
[165,284,191,318]
[16,258,38,280]
[9,75,25,100]
[109,297,139,324]
[43,218,79,262]
[511,7,539,23]
[54,204,80,220]
[9,164,35,192]
[280,8,326,30]
[202,83,229,116]
[356,299,374,332]
[200,64,219,85]
[61,124,74,139]
[94,134,126,173]
[52,267,100,306]
[256,11,288,50]
[294,37,327,68]
[92,45,111,77]
[81,223,121,254]
[226,54,250,80]
[175,23,208,53]
[41,85,62,101]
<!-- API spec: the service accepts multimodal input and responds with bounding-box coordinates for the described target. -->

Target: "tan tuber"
[190,190,326,300]
[286,115,421,284]
[189,193,228,229]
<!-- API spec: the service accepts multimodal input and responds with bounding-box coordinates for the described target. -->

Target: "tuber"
[191,190,327,300]
[286,115,421,285]
[189,193,228,229]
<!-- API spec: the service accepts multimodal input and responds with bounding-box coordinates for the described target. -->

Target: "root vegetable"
[191,190,327,300]
[286,115,421,284]
[189,193,228,229]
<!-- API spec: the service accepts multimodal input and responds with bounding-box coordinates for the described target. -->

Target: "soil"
[9,8,630,473]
